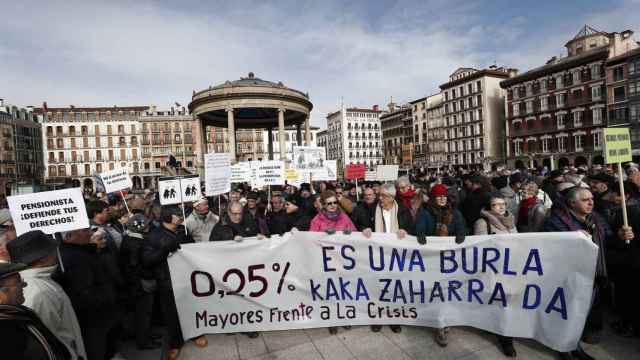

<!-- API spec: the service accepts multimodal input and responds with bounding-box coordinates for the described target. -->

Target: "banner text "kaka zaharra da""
[169,231,597,352]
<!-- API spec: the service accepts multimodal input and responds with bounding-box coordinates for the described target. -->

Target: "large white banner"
[204,153,231,196]
[169,231,597,352]
[8,188,89,236]
[99,167,132,194]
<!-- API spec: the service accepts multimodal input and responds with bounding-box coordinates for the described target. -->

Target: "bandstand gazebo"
[188,73,313,163]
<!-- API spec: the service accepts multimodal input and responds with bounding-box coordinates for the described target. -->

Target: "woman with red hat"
[415,183,467,347]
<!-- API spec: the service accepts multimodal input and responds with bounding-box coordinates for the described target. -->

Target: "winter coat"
[267,209,290,236]
[499,186,520,222]
[417,205,467,237]
[119,231,153,298]
[474,209,517,235]
[209,213,260,241]
[285,210,311,232]
[309,211,357,232]
[350,201,378,231]
[58,242,119,327]
[0,304,71,360]
[185,211,219,243]
[609,204,640,269]
[142,225,190,291]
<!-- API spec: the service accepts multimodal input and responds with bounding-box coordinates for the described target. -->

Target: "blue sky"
[1,0,638,127]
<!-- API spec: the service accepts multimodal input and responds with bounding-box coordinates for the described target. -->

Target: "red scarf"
[397,188,416,209]
[518,196,537,223]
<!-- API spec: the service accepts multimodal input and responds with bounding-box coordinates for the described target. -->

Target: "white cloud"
[0,0,638,128]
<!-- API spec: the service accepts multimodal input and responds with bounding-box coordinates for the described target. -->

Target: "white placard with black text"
[100,167,132,194]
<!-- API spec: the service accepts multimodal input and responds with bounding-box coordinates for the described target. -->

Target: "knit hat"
[430,184,448,197]
[192,197,208,207]
[127,213,151,233]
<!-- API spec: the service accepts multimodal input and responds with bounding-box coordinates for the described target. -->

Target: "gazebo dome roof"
[214,72,285,89]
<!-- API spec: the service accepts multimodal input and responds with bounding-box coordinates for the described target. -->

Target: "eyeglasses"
[491,202,506,206]
[229,211,243,216]
[325,201,338,206]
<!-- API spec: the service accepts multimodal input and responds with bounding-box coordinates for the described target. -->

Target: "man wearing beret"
[7,230,86,360]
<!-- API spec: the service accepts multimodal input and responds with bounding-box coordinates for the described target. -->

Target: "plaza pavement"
[122,322,639,360]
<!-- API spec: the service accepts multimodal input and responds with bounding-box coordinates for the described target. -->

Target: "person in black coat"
[459,174,493,230]
[267,194,289,236]
[142,205,194,359]
[119,214,160,350]
[283,197,311,232]
[58,227,120,360]
[210,201,263,241]
[350,187,378,231]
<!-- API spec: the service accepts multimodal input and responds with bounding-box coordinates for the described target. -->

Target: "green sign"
[603,127,632,164]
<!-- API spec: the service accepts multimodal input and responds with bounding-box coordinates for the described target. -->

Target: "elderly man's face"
[272,197,283,211]
[195,202,209,215]
[571,189,594,216]
[629,170,640,186]
[363,189,376,204]
[589,180,608,194]
[0,274,26,305]
[228,204,244,224]
[230,192,241,202]
[247,198,257,209]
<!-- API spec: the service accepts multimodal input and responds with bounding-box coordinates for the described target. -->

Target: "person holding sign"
[543,186,633,359]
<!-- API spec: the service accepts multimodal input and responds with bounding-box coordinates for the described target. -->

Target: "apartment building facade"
[380,102,411,167]
[501,26,639,169]
[325,105,383,171]
[425,93,445,170]
[440,66,514,171]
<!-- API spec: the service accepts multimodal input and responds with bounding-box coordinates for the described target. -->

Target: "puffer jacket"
[309,211,357,232]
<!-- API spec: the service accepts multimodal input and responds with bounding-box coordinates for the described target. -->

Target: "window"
[574,134,584,151]
[629,81,640,97]
[614,86,626,102]
[557,114,566,129]
[591,86,602,100]
[556,93,566,107]
[573,111,583,127]
[631,104,639,122]
[572,89,582,100]
[572,70,580,84]
[593,132,602,149]
[542,138,550,153]
[476,80,481,92]
[526,101,533,114]
[613,66,624,82]
[592,108,603,125]
[514,141,523,156]
[513,103,520,116]
[558,136,567,152]
[541,96,549,111]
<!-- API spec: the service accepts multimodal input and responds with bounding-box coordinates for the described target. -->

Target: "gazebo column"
[278,108,286,161]
[304,115,311,145]
[267,127,274,160]
[199,119,207,176]
[296,124,302,146]
[226,107,236,162]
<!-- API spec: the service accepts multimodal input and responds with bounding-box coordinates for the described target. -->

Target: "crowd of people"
[1,162,639,360]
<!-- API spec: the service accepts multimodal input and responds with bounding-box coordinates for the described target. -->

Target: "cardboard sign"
[603,127,632,164]
[345,164,366,180]
[230,162,251,184]
[8,188,89,236]
[159,175,201,205]
[204,153,231,196]
[365,170,377,181]
[376,165,399,181]
[100,167,132,193]
[255,161,285,187]
[249,161,261,188]
[284,168,299,183]
[292,146,326,170]
[313,160,337,181]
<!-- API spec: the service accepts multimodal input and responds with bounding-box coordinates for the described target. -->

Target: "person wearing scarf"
[473,196,517,357]
[415,183,467,348]
[396,176,416,209]
[362,183,415,334]
[543,187,633,360]
[309,190,357,233]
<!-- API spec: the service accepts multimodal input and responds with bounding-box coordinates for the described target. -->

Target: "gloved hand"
[325,228,336,235]
[455,234,465,244]
[417,233,426,245]
[343,229,352,235]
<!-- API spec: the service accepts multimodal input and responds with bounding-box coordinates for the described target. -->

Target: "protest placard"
[292,146,326,171]
[169,231,597,352]
[8,188,89,236]
[99,167,132,194]
[255,161,285,187]
[249,161,261,188]
[159,175,201,205]
[231,162,252,184]
[284,168,299,183]
[365,170,377,181]
[376,165,399,181]
[345,164,366,180]
[204,153,231,196]
[603,127,632,164]
[313,160,337,181]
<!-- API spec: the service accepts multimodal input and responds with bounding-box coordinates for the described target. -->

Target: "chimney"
[373,105,379,111]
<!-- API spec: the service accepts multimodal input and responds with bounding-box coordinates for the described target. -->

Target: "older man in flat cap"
[7,230,86,360]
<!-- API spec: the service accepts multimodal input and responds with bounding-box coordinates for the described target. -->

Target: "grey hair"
[566,187,590,203]
[396,176,410,187]
[227,201,243,212]
[380,183,396,197]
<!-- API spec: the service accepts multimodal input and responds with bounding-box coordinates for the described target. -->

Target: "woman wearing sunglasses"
[309,190,356,233]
